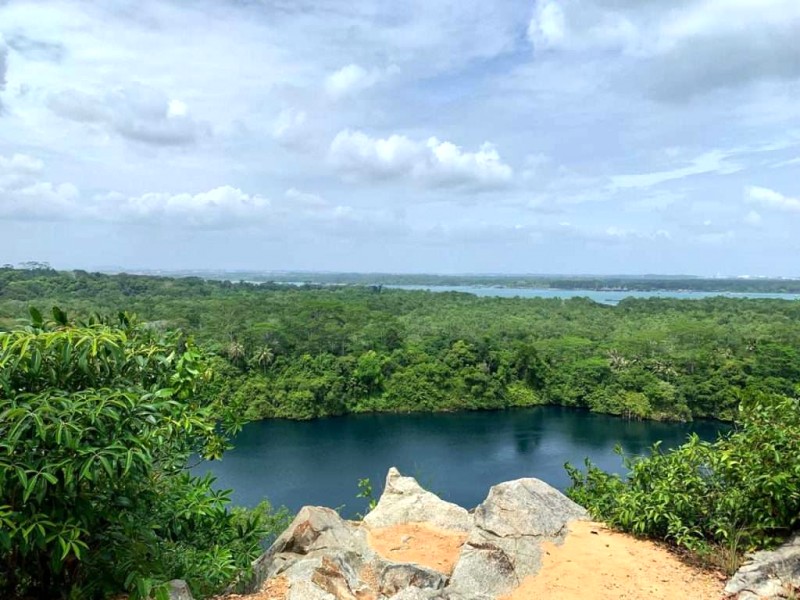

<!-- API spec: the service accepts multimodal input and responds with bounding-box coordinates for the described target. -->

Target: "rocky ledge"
[725,535,800,600]
[236,467,586,599]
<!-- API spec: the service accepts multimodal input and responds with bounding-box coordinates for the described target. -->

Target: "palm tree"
[226,339,246,367]
[254,345,275,373]
[607,349,629,372]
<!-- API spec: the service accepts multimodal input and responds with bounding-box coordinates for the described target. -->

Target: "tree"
[226,338,247,367]
[0,311,287,599]
[252,345,275,373]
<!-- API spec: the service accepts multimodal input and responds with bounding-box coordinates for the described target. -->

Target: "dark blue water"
[198,407,727,518]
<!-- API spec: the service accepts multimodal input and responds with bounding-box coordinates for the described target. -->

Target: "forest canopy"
[2,268,800,424]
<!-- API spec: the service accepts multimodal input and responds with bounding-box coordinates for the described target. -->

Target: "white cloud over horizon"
[329,130,514,189]
[1,0,800,275]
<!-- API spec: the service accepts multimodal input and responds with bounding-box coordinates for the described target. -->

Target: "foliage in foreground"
[566,394,800,570]
[0,310,290,599]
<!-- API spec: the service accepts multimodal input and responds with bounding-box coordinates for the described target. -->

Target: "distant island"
[103,267,800,294]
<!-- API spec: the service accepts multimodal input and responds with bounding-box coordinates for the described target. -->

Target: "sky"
[1,0,800,276]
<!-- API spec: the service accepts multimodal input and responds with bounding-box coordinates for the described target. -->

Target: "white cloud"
[285,188,329,210]
[773,156,800,168]
[0,181,80,220]
[167,99,187,118]
[746,186,800,213]
[325,64,381,99]
[47,84,206,146]
[329,130,513,189]
[0,35,7,86]
[611,151,741,189]
[271,108,312,150]
[527,0,800,101]
[744,210,762,226]
[0,153,43,175]
[0,152,45,191]
[0,153,370,231]
[119,186,270,227]
[528,0,638,54]
[0,35,7,111]
[528,0,567,51]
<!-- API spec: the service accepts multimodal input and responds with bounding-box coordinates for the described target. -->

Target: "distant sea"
[383,285,800,305]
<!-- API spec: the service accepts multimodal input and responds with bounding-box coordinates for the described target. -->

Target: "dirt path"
[500,521,725,600]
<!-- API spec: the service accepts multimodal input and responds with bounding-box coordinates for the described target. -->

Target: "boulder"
[725,535,800,599]
[247,506,370,593]
[473,478,588,540]
[447,478,588,599]
[363,468,472,533]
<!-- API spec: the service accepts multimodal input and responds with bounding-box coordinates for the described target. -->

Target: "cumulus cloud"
[746,186,800,213]
[47,84,207,146]
[117,186,270,227]
[329,130,513,190]
[0,153,366,231]
[0,178,270,227]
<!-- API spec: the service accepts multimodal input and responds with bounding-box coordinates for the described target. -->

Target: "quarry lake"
[198,407,727,517]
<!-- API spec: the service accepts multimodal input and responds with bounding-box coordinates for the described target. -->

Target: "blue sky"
[1,0,799,275]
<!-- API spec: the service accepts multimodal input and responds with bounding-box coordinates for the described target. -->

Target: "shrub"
[566,394,800,569]
[0,310,289,599]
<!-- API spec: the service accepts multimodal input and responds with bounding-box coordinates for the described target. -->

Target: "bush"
[0,310,289,599]
[566,394,800,569]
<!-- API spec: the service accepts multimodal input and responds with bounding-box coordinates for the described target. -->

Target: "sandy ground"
[367,522,468,575]
[500,521,726,600]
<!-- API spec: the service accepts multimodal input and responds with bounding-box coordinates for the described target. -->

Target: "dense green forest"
[2,267,800,423]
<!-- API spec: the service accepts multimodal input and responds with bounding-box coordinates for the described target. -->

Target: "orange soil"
[500,521,725,600]
[366,522,468,575]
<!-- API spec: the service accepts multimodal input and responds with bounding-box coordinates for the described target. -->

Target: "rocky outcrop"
[725,535,800,600]
[241,467,588,600]
[362,468,472,533]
